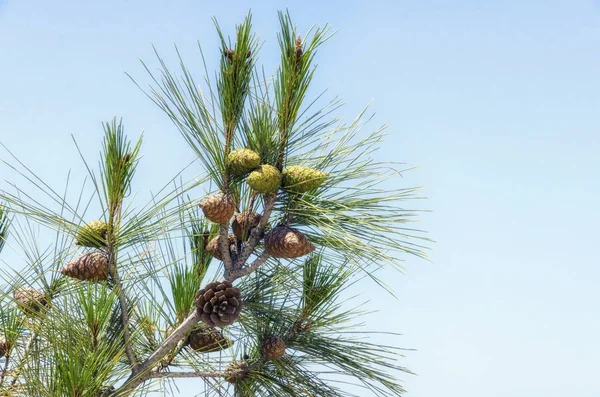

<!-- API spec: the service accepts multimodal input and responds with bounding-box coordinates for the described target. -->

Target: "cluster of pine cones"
[38,148,322,374]
[226,148,327,195]
[60,220,109,281]
[200,147,328,261]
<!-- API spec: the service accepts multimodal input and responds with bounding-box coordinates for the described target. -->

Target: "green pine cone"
[247,165,282,194]
[76,220,108,247]
[227,149,261,176]
[282,165,328,193]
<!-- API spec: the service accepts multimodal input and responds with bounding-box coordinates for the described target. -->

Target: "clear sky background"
[1,1,599,396]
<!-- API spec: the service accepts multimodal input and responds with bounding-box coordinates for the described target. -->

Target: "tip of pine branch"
[295,35,303,58]
[223,49,252,62]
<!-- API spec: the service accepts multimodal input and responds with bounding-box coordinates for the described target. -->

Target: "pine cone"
[0,337,7,357]
[246,165,281,194]
[188,326,233,352]
[200,193,235,224]
[282,165,328,193]
[205,234,237,261]
[76,220,108,248]
[264,226,315,258]
[60,251,108,281]
[261,336,286,360]
[13,288,48,314]
[195,281,243,328]
[232,212,262,241]
[224,360,249,384]
[227,149,261,176]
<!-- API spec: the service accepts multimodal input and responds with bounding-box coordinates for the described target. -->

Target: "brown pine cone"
[188,326,232,352]
[231,212,262,241]
[205,234,237,261]
[261,335,286,360]
[0,337,7,357]
[224,360,249,383]
[264,226,315,258]
[200,193,235,224]
[13,288,48,314]
[195,281,243,328]
[60,251,108,281]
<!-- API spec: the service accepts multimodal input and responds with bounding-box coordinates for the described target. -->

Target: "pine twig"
[218,223,234,271]
[109,254,139,371]
[233,194,277,269]
[0,355,10,386]
[8,329,38,389]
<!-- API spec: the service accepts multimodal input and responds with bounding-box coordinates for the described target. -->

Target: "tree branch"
[110,257,139,371]
[113,310,200,396]
[226,251,270,282]
[114,162,276,397]
[218,223,233,271]
[8,327,39,389]
[0,355,10,387]
[234,194,276,268]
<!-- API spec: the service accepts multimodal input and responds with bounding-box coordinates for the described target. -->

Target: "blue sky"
[1,1,599,396]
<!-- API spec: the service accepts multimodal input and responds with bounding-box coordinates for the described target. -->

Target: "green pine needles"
[0,10,430,397]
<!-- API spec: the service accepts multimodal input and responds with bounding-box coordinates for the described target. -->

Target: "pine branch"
[219,222,234,272]
[0,355,10,387]
[227,251,270,282]
[102,119,141,371]
[110,260,139,370]
[233,194,277,270]
[7,329,38,390]
[113,310,201,395]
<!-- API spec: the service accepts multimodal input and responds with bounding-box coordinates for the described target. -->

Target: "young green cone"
[282,165,328,193]
[247,165,282,194]
[227,148,261,176]
[76,220,108,247]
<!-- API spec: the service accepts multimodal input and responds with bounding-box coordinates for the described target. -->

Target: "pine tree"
[0,11,429,397]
